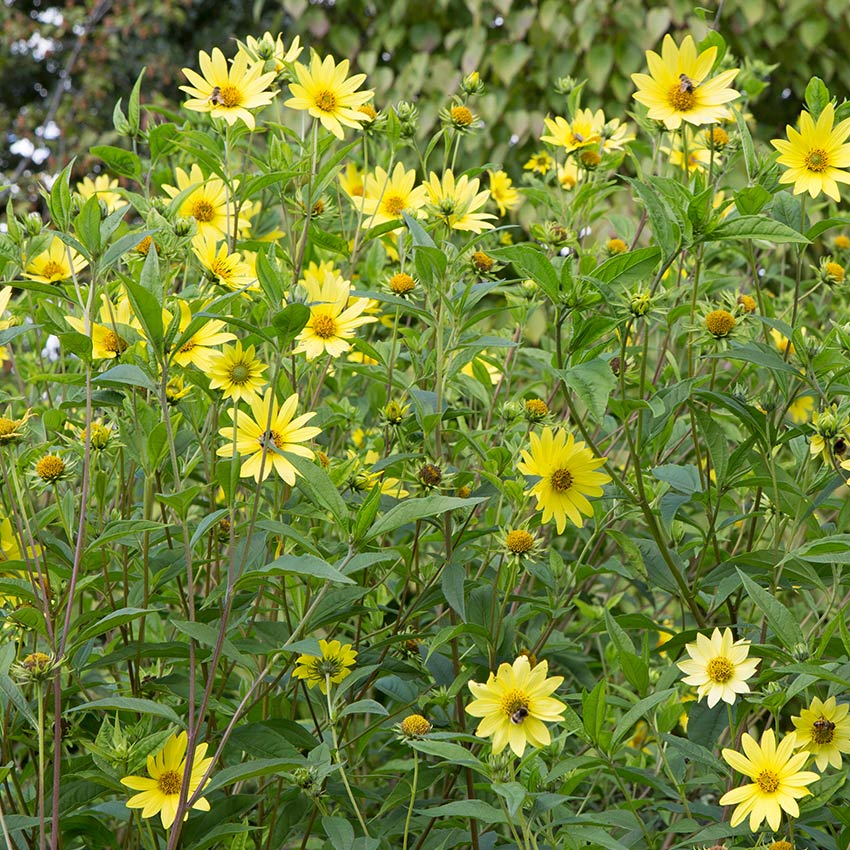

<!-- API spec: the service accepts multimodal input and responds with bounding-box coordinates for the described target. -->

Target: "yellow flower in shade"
[662,130,712,173]
[293,638,357,694]
[425,170,495,233]
[217,389,320,483]
[121,731,213,830]
[770,327,797,357]
[0,516,22,561]
[541,109,602,153]
[487,169,521,216]
[338,163,364,199]
[461,353,501,385]
[76,175,122,213]
[601,117,636,153]
[557,160,581,191]
[24,236,88,283]
[168,301,236,371]
[294,274,376,360]
[192,233,257,292]
[771,103,850,202]
[676,627,759,708]
[180,47,277,130]
[285,53,373,139]
[791,695,850,771]
[517,428,611,533]
[65,295,140,360]
[237,32,302,73]
[524,150,554,174]
[719,729,819,832]
[163,165,246,241]
[631,34,740,130]
[787,395,815,424]
[208,341,267,402]
[358,163,428,227]
[0,286,16,365]
[465,655,566,757]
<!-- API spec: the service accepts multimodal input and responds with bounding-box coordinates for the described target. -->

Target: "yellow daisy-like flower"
[676,626,759,708]
[65,295,140,360]
[358,163,428,227]
[180,47,277,130]
[192,233,257,292]
[237,32,302,73]
[465,655,566,757]
[771,103,850,202]
[294,272,376,360]
[76,175,122,213]
[293,638,357,694]
[208,341,267,402]
[168,301,236,371]
[787,395,815,424]
[121,731,213,830]
[24,235,88,283]
[601,117,636,153]
[631,34,740,130]
[541,109,602,152]
[425,170,495,233]
[719,729,819,832]
[0,516,22,561]
[216,389,320,483]
[524,150,554,174]
[662,129,713,173]
[809,405,849,465]
[517,427,611,533]
[163,165,246,241]
[557,160,581,191]
[338,163,365,199]
[487,169,521,216]
[792,695,850,771]
[285,53,373,139]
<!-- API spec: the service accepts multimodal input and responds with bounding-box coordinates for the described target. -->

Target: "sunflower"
[163,165,245,241]
[676,627,759,708]
[294,272,376,360]
[168,301,236,371]
[541,109,602,152]
[121,731,213,830]
[631,34,740,130]
[208,341,267,402]
[293,639,357,694]
[424,170,495,233]
[180,47,277,130]
[720,729,819,832]
[771,103,850,202]
[357,162,428,227]
[192,233,257,292]
[24,236,88,283]
[791,695,850,771]
[517,427,611,533]
[285,53,373,139]
[465,655,566,757]
[216,389,320,483]
[487,169,521,216]
[64,295,140,360]
[76,175,122,213]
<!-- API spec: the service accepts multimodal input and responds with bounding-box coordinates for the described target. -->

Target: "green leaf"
[488,244,560,303]
[171,619,253,668]
[323,816,354,850]
[560,358,616,423]
[734,186,772,216]
[737,569,805,651]
[272,303,310,348]
[652,464,702,494]
[804,76,830,120]
[75,195,102,257]
[241,553,355,585]
[73,607,152,644]
[441,559,466,619]
[92,364,156,393]
[419,800,505,822]
[706,216,808,244]
[90,145,142,180]
[732,108,757,183]
[125,277,163,349]
[582,681,607,745]
[622,176,681,258]
[66,696,183,726]
[59,332,92,362]
[591,247,660,289]
[101,229,153,271]
[205,758,304,793]
[338,699,388,718]
[0,673,37,730]
[409,740,486,771]
[287,454,350,534]
[365,496,486,540]
[402,211,436,248]
[611,689,676,748]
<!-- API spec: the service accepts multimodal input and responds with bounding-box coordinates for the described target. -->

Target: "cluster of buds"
[394,101,419,141]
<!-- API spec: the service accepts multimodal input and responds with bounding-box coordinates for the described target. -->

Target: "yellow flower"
[524,150,554,174]
[787,395,815,424]
[770,327,796,356]
[461,353,501,385]
[285,53,373,139]
[217,389,320,483]
[180,47,277,130]
[76,175,122,213]
[121,731,213,830]
[487,169,521,216]
[338,163,364,199]
[425,170,495,233]
[791,695,850,771]
[631,34,740,130]
[208,341,267,402]
[24,236,88,283]
[465,655,566,757]
[677,627,759,708]
[192,233,257,292]
[0,516,22,562]
[541,109,602,152]
[295,273,376,360]
[719,729,819,832]
[557,160,580,191]
[163,165,245,241]
[517,427,611,533]
[771,103,850,202]
[358,162,428,227]
[601,117,636,152]
[293,638,357,694]
[237,32,302,73]
[809,405,849,465]
[65,295,140,360]
[168,301,236,371]
[662,129,713,173]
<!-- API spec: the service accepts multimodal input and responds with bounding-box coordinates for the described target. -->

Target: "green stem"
[402,751,418,850]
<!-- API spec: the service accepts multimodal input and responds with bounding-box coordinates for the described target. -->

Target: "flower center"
[0,418,16,436]
[315,657,344,678]
[36,454,66,481]
[805,148,830,173]
[706,656,734,683]
[811,717,836,744]
[179,338,196,354]
[157,769,181,795]
[705,309,736,337]
[230,363,251,384]
[382,194,407,216]
[41,260,66,279]
[390,273,415,295]
[191,199,216,223]
[259,429,283,450]
[315,89,337,113]
[103,330,128,355]
[668,77,697,112]
[501,689,530,722]
[550,468,573,492]
[506,529,535,554]
[756,769,780,794]
[216,84,243,108]
[312,314,337,339]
